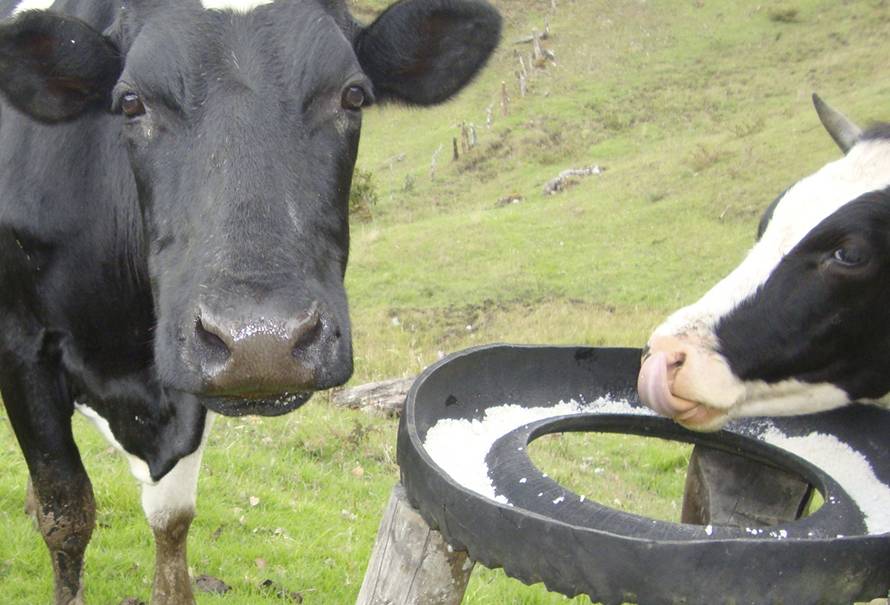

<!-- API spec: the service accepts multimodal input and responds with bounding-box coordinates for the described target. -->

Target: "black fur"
[717,189,890,400]
[756,187,788,240]
[0,0,499,471]
[355,0,501,105]
[0,0,500,597]
[860,122,890,143]
[0,11,121,122]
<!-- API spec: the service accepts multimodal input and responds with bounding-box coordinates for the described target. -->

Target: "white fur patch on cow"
[201,0,274,11]
[654,139,890,340]
[142,413,215,529]
[75,402,154,485]
[12,0,55,15]
[732,381,850,419]
[644,138,890,421]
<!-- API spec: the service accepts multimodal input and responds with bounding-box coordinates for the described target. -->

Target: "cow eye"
[341,86,366,111]
[120,92,146,118]
[831,245,868,267]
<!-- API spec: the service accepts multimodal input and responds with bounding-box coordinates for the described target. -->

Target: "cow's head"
[0,0,501,415]
[639,95,890,430]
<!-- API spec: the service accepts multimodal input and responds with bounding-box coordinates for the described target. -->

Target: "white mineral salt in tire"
[423,396,652,506]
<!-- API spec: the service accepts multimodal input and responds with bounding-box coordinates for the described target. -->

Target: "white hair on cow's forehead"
[201,0,274,11]
[12,0,55,14]
[654,139,890,339]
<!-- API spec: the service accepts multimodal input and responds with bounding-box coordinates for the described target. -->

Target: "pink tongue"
[637,352,676,417]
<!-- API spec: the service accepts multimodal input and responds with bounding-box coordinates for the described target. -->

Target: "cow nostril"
[290,305,322,355]
[670,351,687,369]
[195,315,231,364]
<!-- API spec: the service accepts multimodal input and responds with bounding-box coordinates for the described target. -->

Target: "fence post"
[356,484,475,605]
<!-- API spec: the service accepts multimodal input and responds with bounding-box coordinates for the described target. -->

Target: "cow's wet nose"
[194,302,321,395]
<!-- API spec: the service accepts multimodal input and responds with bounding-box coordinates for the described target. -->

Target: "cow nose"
[646,336,688,376]
[194,302,321,395]
[196,303,320,355]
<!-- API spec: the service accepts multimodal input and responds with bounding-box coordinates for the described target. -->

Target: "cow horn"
[812,93,862,154]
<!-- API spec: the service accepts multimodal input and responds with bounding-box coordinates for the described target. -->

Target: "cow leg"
[141,413,214,605]
[1,362,95,605]
[32,470,95,605]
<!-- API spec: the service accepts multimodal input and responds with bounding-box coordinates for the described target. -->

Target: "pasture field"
[1,0,889,603]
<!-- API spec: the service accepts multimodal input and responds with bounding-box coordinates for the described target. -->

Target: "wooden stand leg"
[682,444,813,526]
[357,484,474,605]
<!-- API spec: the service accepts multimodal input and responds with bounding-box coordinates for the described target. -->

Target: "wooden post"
[682,445,814,527]
[485,104,493,129]
[357,484,475,605]
[430,144,443,180]
[532,29,544,66]
[500,81,509,116]
[460,123,470,155]
[452,137,460,161]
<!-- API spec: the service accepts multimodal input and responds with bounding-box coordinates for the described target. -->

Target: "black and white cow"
[638,95,890,431]
[0,0,500,603]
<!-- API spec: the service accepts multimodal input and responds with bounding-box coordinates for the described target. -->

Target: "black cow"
[638,96,890,431]
[0,0,500,603]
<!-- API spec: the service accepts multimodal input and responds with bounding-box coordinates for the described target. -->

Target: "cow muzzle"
[637,335,744,431]
[186,299,352,416]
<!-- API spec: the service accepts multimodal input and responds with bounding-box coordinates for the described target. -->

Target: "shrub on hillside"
[350,167,378,222]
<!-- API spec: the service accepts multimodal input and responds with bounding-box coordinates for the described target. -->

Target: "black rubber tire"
[398,344,890,605]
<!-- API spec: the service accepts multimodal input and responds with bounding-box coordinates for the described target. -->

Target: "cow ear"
[0,11,122,123]
[354,0,501,106]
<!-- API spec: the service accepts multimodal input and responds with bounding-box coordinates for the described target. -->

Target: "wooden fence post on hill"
[430,144,443,180]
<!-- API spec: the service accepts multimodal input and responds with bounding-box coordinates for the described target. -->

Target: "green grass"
[3,0,890,602]
[529,433,691,523]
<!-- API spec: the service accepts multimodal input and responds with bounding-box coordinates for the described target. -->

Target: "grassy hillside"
[2,0,889,603]
[348,0,890,381]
